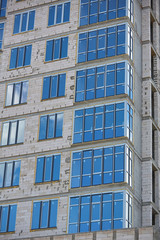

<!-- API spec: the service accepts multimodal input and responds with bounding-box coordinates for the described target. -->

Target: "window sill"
[0,231,15,235]
[0,142,24,148]
[41,95,66,102]
[12,29,34,36]
[38,136,63,142]
[0,16,7,20]
[31,227,57,232]
[34,180,60,186]
[78,16,129,30]
[44,57,69,64]
[47,21,70,28]
[0,185,19,190]
[71,136,131,147]
[8,65,31,71]
[5,102,27,108]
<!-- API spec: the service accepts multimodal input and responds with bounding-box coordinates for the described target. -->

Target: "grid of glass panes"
[68,192,127,233]
[73,102,133,144]
[1,119,25,146]
[75,61,133,102]
[71,145,133,188]
[78,24,133,63]
[13,10,35,34]
[0,0,7,17]
[48,2,70,26]
[127,104,133,142]
[5,81,28,106]
[31,199,58,229]
[79,0,134,26]
[125,193,132,228]
[0,160,21,188]
[0,204,17,233]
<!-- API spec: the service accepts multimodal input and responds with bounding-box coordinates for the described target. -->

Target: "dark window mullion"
[54,114,57,138]
[93,107,95,141]
[23,46,26,66]
[103,105,105,139]
[12,84,15,105]
[19,82,23,104]
[116,26,118,55]
[51,156,54,181]
[115,64,117,95]
[47,200,51,228]
[82,109,85,142]
[78,197,81,232]
[43,157,46,182]
[114,104,116,138]
[6,205,10,232]
[80,152,83,188]
[113,147,115,183]
[11,162,15,186]
[84,70,87,101]
[116,0,118,18]
[39,201,42,228]
[88,0,90,25]
[46,115,49,139]
[52,40,54,61]
[91,150,93,186]
[15,120,19,144]
[57,75,60,97]
[89,195,92,231]
[7,122,11,145]
[102,148,104,184]
[2,162,7,188]
[59,38,62,59]
[49,76,52,98]
[100,193,103,230]
[96,30,98,59]
[0,206,2,230]
[111,193,114,229]
[86,33,89,62]
[95,68,97,99]
[106,27,108,57]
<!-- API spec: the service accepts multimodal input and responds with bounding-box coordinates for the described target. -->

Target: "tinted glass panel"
[8,205,17,232]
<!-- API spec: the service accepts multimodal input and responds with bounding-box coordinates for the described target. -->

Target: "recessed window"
[71,145,132,188]
[45,37,68,62]
[48,2,70,26]
[0,204,17,233]
[75,62,133,102]
[0,0,7,17]
[39,113,63,140]
[31,199,58,230]
[78,24,133,63]
[1,119,25,146]
[68,191,132,233]
[13,10,35,34]
[73,102,133,144]
[5,81,28,106]
[80,0,134,26]
[35,154,61,183]
[42,74,66,100]
[9,45,32,69]
[0,23,4,49]
[0,160,21,188]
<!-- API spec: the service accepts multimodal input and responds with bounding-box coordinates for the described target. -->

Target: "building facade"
[0,0,160,239]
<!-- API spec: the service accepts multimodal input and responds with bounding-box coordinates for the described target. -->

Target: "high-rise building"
[0,0,160,239]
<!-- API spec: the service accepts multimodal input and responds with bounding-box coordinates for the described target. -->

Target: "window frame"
[0,22,4,50]
[75,61,133,102]
[31,199,58,230]
[77,23,133,63]
[71,144,132,189]
[68,190,132,233]
[42,73,66,100]
[48,1,70,27]
[35,154,61,184]
[0,204,17,233]
[0,160,21,188]
[9,44,32,69]
[73,101,133,144]
[45,36,68,62]
[1,119,25,146]
[13,9,35,34]
[0,0,7,18]
[79,0,134,26]
[38,112,64,141]
[5,80,29,107]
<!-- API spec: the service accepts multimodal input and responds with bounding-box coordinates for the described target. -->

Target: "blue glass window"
[45,37,68,62]
[48,2,70,26]
[5,81,28,106]
[71,145,132,188]
[1,119,25,146]
[0,160,21,188]
[0,204,17,233]
[35,154,61,183]
[80,0,133,26]
[69,192,132,233]
[76,62,133,102]
[42,73,66,100]
[13,10,35,34]
[9,45,32,69]
[0,0,7,17]
[78,24,133,63]
[39,113,63,140]
[0,23,4,49]
[31,199,58,229]
[73,102,133,144]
